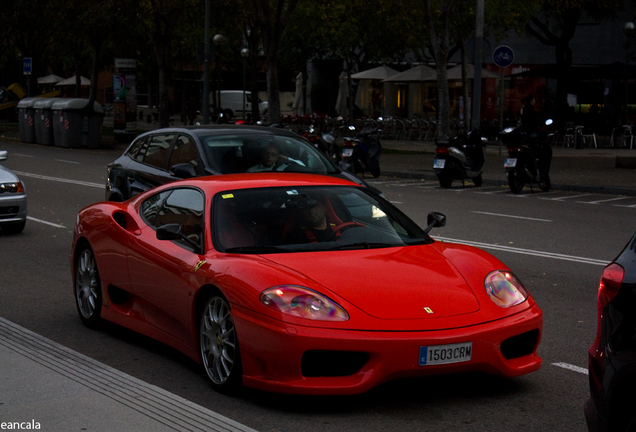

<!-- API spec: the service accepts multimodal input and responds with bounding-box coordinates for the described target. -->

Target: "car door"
[127,133,177,197]
[127,187,206,344]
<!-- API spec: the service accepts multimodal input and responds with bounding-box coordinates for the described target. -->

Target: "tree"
[137,0,199,127]
[525,0,622,121]
[250,0,301,123]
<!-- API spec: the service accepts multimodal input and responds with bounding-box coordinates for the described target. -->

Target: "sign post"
[23,57,32,97]
[493,46,514,155]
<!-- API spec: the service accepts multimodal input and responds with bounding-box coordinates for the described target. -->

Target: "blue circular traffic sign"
[493,46,514,68]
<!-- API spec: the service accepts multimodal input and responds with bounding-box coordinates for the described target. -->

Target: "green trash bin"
[52,98,105,148]
[34,98,59,146]
[17,98,37,143]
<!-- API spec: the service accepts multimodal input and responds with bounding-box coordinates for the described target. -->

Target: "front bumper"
[233,304,543,395]
[0,193,27,224]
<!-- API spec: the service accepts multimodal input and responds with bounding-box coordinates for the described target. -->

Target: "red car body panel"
[71,174,543,395]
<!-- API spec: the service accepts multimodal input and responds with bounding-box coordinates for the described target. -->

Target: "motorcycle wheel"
[473,174,483,187]
[539,174,551,192]
[437,173,453,188]
[508,170,524,194]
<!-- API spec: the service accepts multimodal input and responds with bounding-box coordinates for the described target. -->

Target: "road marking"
[615,203,636,208]
[55,159,80,165]
[432,236,610,266]
[470,211,552,222]
[12,153,35,158]
[576,197,631,205]
[13,171,103,189]
[552,362,588,375]
[539,194,592,201]
[27,216,66,228]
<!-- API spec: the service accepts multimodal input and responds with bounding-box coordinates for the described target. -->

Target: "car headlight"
[484,270,528,308]
[260,285,349,321]
[0,182,25,194]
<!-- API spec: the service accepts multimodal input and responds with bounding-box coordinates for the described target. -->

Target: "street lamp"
[241,48,249,121]
[213,34,226,115]
[201,0,210,124]
[624,22,636,125]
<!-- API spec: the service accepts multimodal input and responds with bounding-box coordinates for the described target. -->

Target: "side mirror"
[425,212,446,234]
[171,163,197,179]
[157,223,203,254]
[156,223,182,241]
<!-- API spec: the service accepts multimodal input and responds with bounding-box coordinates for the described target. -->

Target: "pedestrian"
[521,95,539,134]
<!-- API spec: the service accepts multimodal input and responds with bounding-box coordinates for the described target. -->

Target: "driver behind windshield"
[285,195,337,243]
[247,143,304,172]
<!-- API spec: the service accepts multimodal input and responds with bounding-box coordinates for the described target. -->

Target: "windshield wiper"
[327,242,396,251]
[224,246,287,254]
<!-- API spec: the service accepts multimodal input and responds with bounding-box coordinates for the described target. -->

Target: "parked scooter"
[300,127,340,163]
[433,130,486,188]
[500,119,553,194]
[339,126,382,178]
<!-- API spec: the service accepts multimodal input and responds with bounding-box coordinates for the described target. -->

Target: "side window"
[169,135,201,172]
[141,134,175,169]
[127,137,147,162]
[141,190,172,227]
[154,188,205,250]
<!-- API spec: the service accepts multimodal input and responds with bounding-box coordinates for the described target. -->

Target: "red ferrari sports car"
[71,173,542,395]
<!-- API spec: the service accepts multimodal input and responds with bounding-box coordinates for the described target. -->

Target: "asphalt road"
[1,139,631,432]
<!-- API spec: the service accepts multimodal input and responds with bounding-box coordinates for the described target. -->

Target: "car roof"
[134,124,298,140]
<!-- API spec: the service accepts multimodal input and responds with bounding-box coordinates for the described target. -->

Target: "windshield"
[200,133,338,175]
[213,186,432,253]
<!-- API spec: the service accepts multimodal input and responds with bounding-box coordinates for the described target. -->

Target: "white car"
[212,90,268,120]
[0,151,27,234]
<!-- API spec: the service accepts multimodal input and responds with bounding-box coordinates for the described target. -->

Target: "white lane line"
[27,216,66,228]
[471,211,552,222]
[577,197,632,205]
[389,200,403,204]
[552,362,588,375]
[432,236,610,266]
[12,153,35,158]
[13,171,103,188]
[55,159,80,165]
[539,194,592,201]
[615,203,636,208]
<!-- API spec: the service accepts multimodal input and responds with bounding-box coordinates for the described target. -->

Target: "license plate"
[419,342,472,366]
[342,148,353,157]
[433,158,445,169]
[504,158,517,168]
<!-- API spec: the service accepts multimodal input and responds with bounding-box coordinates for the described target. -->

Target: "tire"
[437,173,453,188]
[538,174,551,192]
[200,294,242,394]
[473,174,483,187]
[74,245,103,328]
[508,170,524,194]
[223,109,233,120]
[1,220,26,234]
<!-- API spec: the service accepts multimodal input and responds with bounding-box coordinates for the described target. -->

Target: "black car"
[106,125,372,202]
[586,233,636,432]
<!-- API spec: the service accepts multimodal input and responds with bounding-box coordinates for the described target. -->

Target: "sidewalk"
[378,139,636,196]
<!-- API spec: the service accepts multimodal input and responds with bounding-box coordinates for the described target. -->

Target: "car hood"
[263,245,480,320]
[0,164,20,183]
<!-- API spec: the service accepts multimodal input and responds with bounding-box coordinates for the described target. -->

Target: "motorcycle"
[500,119,553,194]
[339,126,382,178]
[300,127,340,163]
[433,130,486,188]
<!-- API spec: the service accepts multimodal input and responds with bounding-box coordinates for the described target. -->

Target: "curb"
[381,170,636,197]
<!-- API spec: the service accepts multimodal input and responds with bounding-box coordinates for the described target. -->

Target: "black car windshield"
[200,133,338,175]
[213,186,432,253]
